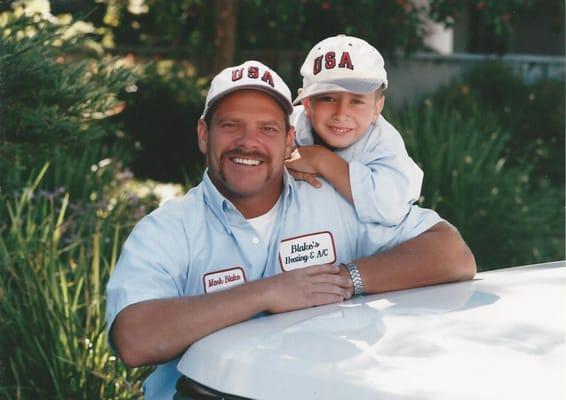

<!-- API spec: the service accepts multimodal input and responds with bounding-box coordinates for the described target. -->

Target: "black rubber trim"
[175,376,254,400]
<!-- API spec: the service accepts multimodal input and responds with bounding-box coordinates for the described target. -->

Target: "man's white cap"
[294,35,388,104]
[201,60,293,119]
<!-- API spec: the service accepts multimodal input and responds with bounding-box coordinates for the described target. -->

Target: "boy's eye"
[352,99,365,105]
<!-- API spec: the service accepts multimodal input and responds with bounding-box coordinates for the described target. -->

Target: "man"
[107,60,476,398]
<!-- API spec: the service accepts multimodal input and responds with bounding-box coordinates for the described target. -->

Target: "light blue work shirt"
[292,105,423,226]
[106,170,441,399]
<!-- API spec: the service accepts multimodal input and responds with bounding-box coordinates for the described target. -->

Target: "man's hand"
[262,264,353,314]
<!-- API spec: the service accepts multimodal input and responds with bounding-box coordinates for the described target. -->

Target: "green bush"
[427,62,565,185]
[0,11,135,198]
[0,11,155,398]
[115,60,206,183]
[389,101,564,270]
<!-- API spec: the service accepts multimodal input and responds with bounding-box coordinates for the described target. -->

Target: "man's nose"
[235,125,261,147]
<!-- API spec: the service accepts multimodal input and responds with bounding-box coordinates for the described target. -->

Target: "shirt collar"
[201,168,295,232]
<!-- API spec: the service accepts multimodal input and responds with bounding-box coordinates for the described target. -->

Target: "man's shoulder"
[139,184,206,230]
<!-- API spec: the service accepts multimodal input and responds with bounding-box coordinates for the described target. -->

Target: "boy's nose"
[333,99,350,120]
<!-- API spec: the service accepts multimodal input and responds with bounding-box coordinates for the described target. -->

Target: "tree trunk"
[213,0,239,73]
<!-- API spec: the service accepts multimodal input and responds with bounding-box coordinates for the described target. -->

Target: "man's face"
[303,91,384,148]
[198,90,294,210]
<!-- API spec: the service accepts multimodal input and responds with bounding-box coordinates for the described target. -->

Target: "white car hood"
[178,261,565,399]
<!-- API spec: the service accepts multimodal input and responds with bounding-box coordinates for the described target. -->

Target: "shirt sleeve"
[106,207,190,335]
[349,117,423,226]
[357,205,444,257]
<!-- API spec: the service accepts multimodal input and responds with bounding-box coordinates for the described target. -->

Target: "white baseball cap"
[201,60,293,119]
[294,35,388,104]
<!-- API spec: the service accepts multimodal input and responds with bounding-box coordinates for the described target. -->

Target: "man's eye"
[222,122,237,128]
[263,126,279,133]
[318,96,335,102]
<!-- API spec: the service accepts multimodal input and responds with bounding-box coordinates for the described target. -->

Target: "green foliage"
[77,0,428,58]
[0,11,135,197]
[115,60,206,182]
[389,102,564,270]
[0,165,156,399]
[427,62,565,185]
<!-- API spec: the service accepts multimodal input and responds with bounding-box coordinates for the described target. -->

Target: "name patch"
[279,231,336,271]
[203,267,246,294]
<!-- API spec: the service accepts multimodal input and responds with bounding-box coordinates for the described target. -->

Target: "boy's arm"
[285,145,354,204]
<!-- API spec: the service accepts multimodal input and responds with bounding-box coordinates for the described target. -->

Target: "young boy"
[286,35,423,226]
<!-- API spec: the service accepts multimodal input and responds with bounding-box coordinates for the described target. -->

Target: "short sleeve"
[106,209,190,332]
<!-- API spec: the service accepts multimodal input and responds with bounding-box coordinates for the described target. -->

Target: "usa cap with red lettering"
[201,60,294,119]
[294,35,388,104]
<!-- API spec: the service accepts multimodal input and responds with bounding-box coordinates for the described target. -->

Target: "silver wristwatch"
[344,262,364,296]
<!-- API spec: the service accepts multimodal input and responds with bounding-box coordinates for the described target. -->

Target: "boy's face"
[303,91,384,148]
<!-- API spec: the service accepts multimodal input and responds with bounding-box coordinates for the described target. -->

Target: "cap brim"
[293,79,383,104]
[202,84,293,119]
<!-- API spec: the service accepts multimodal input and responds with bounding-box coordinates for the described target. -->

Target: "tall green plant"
[389,102,564,270]
[0,166,155,399]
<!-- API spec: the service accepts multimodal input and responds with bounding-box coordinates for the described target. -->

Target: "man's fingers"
[304,263,340,275]
[312,283,351,299]
[311,272,351,288]
[311,293,344,306]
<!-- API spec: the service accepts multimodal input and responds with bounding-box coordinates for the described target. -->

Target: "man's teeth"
[233,158,261,166]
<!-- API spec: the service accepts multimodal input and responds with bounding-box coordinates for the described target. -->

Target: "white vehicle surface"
[176,261,565,400]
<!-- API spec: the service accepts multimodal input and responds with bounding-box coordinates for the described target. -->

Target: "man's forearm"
[110,264,351,367]
[111,278,268,367]
[354,222,476,294]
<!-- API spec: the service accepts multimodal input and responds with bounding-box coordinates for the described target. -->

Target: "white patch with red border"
[279,231,336,271]
[203,267,246,293]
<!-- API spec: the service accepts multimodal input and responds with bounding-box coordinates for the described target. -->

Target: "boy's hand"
[285,145,327,174]
[288,169,322,188]
[286,146,328,188]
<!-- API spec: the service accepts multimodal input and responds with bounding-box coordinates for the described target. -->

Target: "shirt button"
[252,237,260,244]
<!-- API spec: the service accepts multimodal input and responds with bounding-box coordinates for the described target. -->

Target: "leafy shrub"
[0,11,135,198]
[427,62,565,185]
[388,101,564,270]
[115,60,206,183]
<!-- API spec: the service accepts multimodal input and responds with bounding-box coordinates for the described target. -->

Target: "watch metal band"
[344,262,364,296]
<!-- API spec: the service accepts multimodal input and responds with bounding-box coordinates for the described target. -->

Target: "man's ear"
[302,97,312,117]
[197,119,208,155]
[285,126,296,158]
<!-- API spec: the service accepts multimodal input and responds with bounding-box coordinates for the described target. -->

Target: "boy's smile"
[303,91,384,149]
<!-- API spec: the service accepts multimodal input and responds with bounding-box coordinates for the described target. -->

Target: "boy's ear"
[373,95,385,120]
[197,119,208,155]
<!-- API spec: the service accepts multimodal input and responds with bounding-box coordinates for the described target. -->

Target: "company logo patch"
[279,231,336,271]
[203,267,246,294]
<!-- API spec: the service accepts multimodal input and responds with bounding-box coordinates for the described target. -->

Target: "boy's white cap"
[294,35,388,104]
[201,60,293,119]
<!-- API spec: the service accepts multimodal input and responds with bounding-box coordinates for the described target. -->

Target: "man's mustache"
[221,148,269,162]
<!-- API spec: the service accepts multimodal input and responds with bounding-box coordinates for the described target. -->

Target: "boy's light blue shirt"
[106,170,441,399]
[292,105,423,226]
